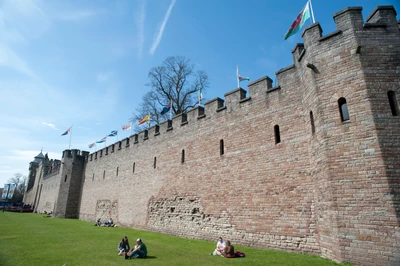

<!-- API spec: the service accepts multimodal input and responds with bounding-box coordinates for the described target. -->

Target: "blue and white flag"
[160,102,172,115]
[108,130,118,137]
[96,136,107,143]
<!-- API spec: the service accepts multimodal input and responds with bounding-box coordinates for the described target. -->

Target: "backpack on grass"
[234,251,245,258]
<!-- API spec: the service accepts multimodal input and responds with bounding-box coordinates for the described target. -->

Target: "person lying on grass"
[125,238,147,259]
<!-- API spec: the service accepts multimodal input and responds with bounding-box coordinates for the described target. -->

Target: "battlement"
[63,149,89,160]
[86,6,399,164]
[50,5,400,266]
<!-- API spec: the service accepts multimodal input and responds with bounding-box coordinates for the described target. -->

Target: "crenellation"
[302,23,322,48]
[204,97,225,115]
[185,106,198,124]
[224,88,247,112]
[333,7,364,32]
[292,43,306,63]
[366,6,398,27]
[275,64,296,88]
[248,76,273,96]
[23,5,400,266]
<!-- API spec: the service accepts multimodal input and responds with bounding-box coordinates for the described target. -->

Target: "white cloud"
[134,0,146,59]
[0,44,40,80]
[41,122,57,130]
[149,0,176,56]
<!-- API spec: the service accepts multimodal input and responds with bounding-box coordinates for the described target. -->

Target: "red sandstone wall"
[78,5,400,266]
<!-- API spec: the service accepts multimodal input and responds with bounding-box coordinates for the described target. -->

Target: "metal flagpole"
[309,0,315,23]
[236,66,240,88]
[169,99,172,120]
[69,124,73,149]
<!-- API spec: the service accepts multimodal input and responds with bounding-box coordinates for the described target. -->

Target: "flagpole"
[170,98,173,119]
[130,122,133,137]
[236,66,239,88]
[309,0,315,23]
[69,124,73,150]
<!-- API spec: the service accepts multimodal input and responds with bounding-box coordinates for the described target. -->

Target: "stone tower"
[54,149,89,218]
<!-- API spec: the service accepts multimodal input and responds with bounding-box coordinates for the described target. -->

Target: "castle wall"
[294,6,400,265]
[80,80,321,254]
[30,5,399,266]
[36,173,61,214]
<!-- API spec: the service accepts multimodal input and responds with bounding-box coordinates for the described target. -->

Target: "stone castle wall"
[36,172,61,214]
[26,5,400,266]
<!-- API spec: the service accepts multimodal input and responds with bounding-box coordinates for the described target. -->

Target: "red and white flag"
[122,122,132,131]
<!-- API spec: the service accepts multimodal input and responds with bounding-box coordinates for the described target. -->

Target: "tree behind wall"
[132,56,209,127]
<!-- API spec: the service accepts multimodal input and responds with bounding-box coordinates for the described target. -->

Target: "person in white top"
[211,237,226,255]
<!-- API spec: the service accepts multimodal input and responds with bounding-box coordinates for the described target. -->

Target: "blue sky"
[1,0,399,187]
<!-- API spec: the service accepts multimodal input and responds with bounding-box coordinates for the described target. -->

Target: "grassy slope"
[0,212,351,266]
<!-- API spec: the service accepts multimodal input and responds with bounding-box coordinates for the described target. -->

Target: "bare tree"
[132,56,209,127]
[7,173,27,202]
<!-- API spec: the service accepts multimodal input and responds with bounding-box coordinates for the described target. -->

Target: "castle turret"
[54,149,87,218]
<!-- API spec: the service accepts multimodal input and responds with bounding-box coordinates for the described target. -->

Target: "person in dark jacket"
[118,236,130,256]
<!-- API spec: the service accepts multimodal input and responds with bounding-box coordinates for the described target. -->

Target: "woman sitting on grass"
[221,240,235,258]
[118,236,130,256]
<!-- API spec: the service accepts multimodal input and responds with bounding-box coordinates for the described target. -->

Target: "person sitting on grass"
[118,236,130,256]
[94,218,101,226]
[221,240,235,258]
[125,238,147,259]
[210,237,226,256]
[103,218,115,227]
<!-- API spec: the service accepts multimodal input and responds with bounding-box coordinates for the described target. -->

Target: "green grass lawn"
[0,212,351,266]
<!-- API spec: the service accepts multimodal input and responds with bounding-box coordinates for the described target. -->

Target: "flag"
[238,76,250,82]
[88,143,95,148]
[1,184,9,199]
[284,1,311,40]
[96,136,107,143]
[7,184,15,199]
[138,114,150,125]
[61,127,71,136]
[198,87,203,103]
[122,122,132,131]
[1,184,16,199]
[108,130,118,137]
[160,102,172,115]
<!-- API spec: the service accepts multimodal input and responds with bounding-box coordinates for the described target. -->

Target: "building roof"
[32,151,45,163]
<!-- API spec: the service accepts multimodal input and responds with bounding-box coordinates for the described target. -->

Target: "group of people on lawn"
[95,217,116,227]
[116,235,235,260]
[211,236,235,258]
[118,236,147,259]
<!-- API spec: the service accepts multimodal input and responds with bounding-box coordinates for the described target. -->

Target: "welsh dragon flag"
[284,1,311,40]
